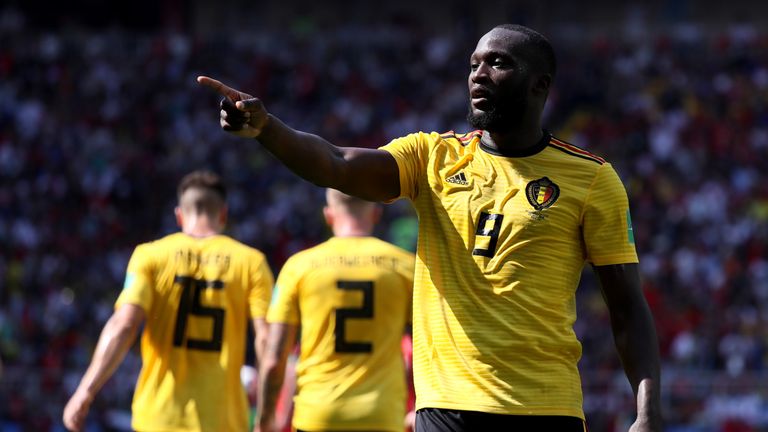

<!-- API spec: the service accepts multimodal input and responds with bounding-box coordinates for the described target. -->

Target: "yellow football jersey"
[380,131,638,419]
[268,236,415,432]
[116,232,274,432]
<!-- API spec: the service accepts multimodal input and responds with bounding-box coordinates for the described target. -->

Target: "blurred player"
[258,189,415,432]
[63,170,274,432]
[199,23,661,432]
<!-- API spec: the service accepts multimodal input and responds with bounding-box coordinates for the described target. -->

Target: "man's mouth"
[469,86,493,106]
[470,87,492,100]
[470,88,493,109]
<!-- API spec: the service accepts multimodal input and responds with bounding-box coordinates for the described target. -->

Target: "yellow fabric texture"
[380,131,637,419]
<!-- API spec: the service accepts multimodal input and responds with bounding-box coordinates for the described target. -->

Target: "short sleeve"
[398,250,416,324]
[266,256,302,325]
[582,163,639,266]
[115,244,154,312]
[248,251,275,319]
[379,132,431,201]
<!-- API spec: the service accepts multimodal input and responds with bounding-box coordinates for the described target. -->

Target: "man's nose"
[471,63,491,82]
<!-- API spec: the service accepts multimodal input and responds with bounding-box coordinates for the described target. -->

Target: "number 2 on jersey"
[335,280,374,353]
[173,275,225,351]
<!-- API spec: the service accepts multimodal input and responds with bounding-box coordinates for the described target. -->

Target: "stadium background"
[2,0,768,430]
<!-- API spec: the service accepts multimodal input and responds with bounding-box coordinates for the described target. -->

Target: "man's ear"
[372,205,383,225]
[175,207,183,228]
[532,73,552,96]
[323,206,333,228]
[219,205,228,228]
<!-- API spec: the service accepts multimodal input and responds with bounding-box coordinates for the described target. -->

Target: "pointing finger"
[197,75,243,101]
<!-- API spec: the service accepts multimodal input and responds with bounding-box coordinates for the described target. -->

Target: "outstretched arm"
[593,263,662,432]
[257,322,298,432]
[63,304,145,432]
[197,76,400,202]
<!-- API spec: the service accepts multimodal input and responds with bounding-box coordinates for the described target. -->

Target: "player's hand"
[404,410,416,432]
[197,76,270,139]
[62,389,93,431]
[256,418,277,432]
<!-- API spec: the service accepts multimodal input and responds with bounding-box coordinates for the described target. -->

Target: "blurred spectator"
[1,3,768,431]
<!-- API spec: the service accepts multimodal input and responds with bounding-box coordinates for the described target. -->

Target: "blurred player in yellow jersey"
[63,170,274,432]
[259,189,415,432]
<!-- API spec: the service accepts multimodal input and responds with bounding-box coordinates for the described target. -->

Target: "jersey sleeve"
[379,132,431,201]
[398,250,416,324]
[582,163,639,266]
[115,244,155,312]
[248,250,275,319]
[267,256,303,325]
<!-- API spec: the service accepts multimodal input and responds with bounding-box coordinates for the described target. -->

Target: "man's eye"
[470,64,479,71]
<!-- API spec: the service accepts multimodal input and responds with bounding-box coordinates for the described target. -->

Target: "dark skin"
[469,29,549,151]
[199,26,661,432]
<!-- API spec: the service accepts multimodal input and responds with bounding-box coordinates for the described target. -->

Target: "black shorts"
[415,408,587,432]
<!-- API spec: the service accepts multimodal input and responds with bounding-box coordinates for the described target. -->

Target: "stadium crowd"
[0,4,767,431]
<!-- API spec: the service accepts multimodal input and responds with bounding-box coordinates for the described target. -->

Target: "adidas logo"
[446,172,469,185]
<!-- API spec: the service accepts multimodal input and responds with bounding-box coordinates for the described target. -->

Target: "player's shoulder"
[283,237,412,266]
[545,134,607,166]
[133,232,182,253]
[281,241,327,267]
[436,129,482,146]
[392,130,481,148]
[367,237,415,260]
[214,235,269,260]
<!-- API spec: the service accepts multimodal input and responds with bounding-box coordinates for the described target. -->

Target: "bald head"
[324,189,380,237]
[326,188,378,216]
[490,24,556,78]
[468,24,556,132]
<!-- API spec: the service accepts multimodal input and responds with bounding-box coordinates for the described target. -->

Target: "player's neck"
[179,213,223,238]
[482,126,544,154]
[182,228,221,238]
[332,222,373,238]
[181,220,222,238]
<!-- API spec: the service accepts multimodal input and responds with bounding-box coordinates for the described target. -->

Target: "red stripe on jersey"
[549,137,606,164]
[458,130,481,142]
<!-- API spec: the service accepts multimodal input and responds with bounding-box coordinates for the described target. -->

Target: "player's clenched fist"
[197,76,270,139]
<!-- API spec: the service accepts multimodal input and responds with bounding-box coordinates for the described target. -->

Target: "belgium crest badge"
[525,177,560,211]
